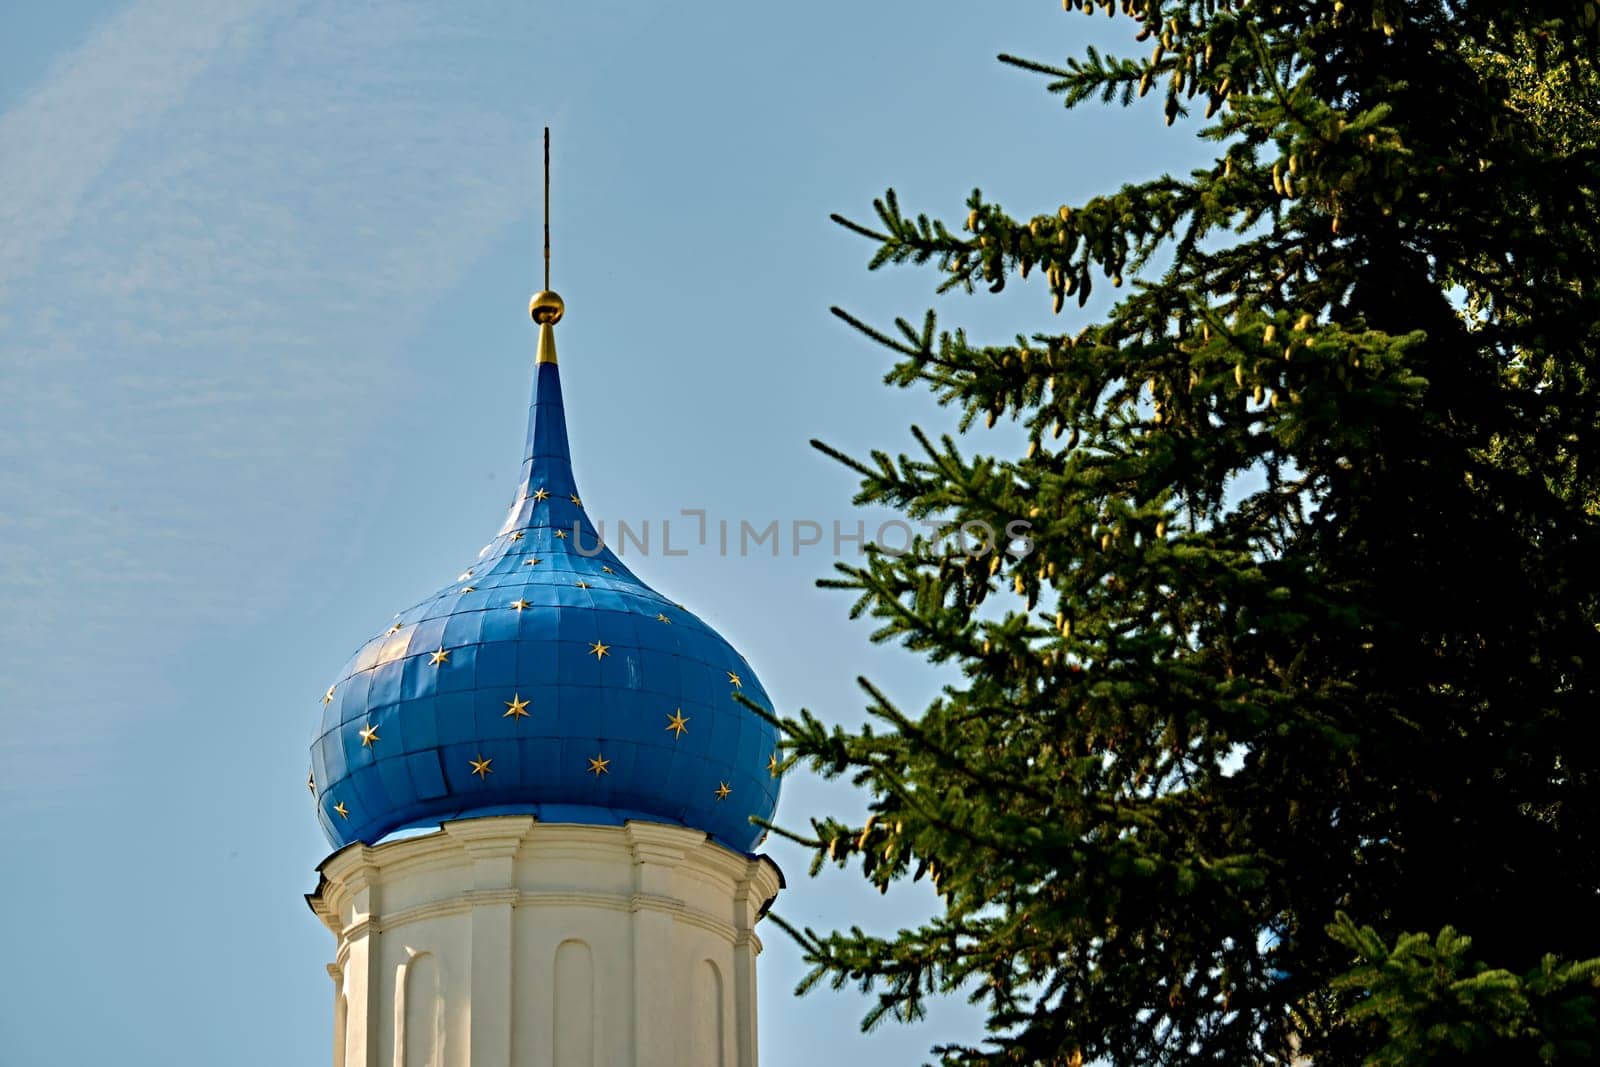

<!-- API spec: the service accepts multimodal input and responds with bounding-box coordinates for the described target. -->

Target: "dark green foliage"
[760,2,1600,1064]
[1326,914,1600,1064]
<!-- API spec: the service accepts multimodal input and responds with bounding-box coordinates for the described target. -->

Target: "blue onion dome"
[310,291,780,853]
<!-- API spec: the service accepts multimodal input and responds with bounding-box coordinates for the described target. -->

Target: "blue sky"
[0,3,1204,1062]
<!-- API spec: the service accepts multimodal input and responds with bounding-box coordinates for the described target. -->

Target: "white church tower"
[305,133,785,1066]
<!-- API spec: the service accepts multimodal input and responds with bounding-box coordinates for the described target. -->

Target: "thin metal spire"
[529,125,564,359]
[543,126,551,292]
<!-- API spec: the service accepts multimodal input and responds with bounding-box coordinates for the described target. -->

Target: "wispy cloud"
[0,0,554,808]
[0,0,276,305]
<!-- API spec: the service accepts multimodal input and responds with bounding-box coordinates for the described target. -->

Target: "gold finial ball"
[529,290,565,325]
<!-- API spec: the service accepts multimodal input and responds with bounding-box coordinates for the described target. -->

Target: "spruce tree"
[762,3,1600,1064]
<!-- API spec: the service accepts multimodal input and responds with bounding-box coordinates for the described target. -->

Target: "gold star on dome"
[504,694,530,719]
[359,723,379,747]
[768,752,781,777]
[470,755,493,779]
[459,570,474,580]
[307,770,315,794]
[714,782,732,801]
[587,753,610,776]
[569,494,582,505]
[656,613,671,624]
[334,801,349,819]
[511,599,531,611]
[509,531,524,541]
[429,648,450,666]
[601,565,613,574]
[388,622,403,634]
[727,671,742,688]
[525,557,543,566]
[554,529,568,539]
[588,640,610,660]
[461,585,476,593]
[666,709,690,738]
[323,686,335,705]
[575,580,589,589]
[533,487,550,501]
